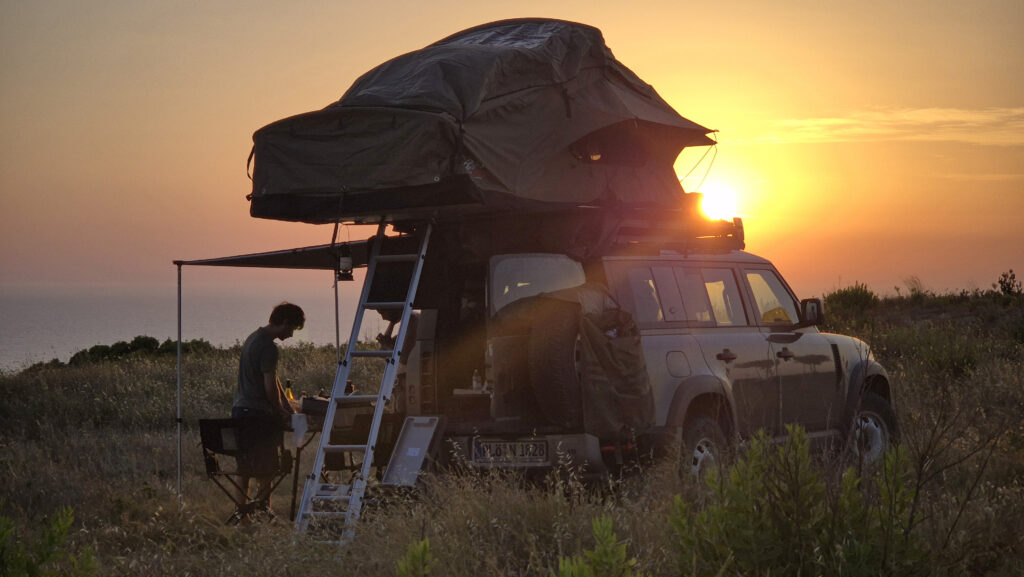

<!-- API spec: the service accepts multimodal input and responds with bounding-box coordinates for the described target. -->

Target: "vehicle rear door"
[604,260,699,428]
[606,259,778,436]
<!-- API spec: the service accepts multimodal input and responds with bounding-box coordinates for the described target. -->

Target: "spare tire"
[528,300,584,427]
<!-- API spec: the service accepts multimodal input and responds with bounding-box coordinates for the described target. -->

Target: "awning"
[173,241,369,271]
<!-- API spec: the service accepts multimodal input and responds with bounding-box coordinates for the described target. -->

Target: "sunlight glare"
[699,183,738,221]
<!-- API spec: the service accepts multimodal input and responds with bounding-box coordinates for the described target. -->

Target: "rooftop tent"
[249,18,715,224]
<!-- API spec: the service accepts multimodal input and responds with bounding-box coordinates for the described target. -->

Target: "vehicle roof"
[601,249,772,265]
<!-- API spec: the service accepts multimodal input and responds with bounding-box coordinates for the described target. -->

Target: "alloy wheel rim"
[853,411,888,463]
[689,437,717,477]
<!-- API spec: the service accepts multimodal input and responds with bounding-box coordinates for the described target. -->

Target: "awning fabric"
[248,18,714,224]
[174,242,368,271]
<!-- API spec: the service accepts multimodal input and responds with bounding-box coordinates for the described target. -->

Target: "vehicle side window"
[652,266,687,322]
[674,267,714,324]
[745,269,799,325]
[626,267,664,324]
[701,268,747,326]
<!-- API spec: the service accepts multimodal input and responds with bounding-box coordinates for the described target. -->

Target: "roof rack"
[601,191,744,252]
[613,211,745,253]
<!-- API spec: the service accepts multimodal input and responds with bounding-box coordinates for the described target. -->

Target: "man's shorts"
[231,408,284,478]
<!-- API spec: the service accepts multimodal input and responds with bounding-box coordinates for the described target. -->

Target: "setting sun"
[698,182,739,221]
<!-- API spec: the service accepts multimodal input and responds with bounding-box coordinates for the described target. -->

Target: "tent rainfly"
[248,18,716,224]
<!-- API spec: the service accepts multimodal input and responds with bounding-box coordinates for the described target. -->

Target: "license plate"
[473,439,548,464]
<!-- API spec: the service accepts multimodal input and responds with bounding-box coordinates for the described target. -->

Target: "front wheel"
[681,416,727,479]
[849,392,899,465]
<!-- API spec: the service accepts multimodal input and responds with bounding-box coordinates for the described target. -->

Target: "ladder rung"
[363,301,406,309]
[310,496,352,505]
[351,350,393,358]
[312,490,353,501]
[311,484,352,501]
[313,483,350,494]
[307,511,350,518]
[323,444,368,453]
[375,253,418,263]
[334,395,377,406]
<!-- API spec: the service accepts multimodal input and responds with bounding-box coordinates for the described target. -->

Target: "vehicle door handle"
[716,349,737,363]
[776,347,794,360]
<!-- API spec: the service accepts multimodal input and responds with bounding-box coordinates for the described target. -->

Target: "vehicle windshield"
[489,254,585,315]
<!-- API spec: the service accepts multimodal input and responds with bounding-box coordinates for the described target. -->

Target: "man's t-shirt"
[233,327,279,415]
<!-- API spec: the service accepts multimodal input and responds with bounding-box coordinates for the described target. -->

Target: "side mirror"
[800,298,825,326]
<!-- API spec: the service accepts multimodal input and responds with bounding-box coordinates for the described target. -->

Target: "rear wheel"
[849,392,899,465]
[681,416,727,479]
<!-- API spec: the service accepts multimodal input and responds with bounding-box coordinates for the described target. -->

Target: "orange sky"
[1,0,1022,300]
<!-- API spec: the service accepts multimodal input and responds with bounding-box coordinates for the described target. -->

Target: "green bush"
[995,269,1022,296]
[671,426,925,577]
[66,336,215,366]
[396,538,433,577]
[0,506,97,577]
[130,335,160,353]
[824,282,879,321]
[552,515,647,577]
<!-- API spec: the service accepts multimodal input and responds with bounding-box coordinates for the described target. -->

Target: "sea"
[0,271,390,372]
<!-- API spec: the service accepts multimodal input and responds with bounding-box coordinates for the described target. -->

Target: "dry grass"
[2,290,1023,576]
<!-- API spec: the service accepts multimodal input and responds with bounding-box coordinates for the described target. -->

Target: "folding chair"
[199,418,293,525]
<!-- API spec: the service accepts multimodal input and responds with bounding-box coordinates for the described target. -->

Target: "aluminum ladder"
[295,221,431,543]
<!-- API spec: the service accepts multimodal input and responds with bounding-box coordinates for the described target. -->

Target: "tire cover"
[529,283,654,436]
[527,300,584,427]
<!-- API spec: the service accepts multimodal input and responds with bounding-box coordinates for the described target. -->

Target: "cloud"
[733,107,1024,146]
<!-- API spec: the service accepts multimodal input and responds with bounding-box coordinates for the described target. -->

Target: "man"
[232,302,305,513]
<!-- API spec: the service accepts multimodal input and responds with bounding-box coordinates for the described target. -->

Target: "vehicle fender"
[664,375,735,433]
[845,358,891,417]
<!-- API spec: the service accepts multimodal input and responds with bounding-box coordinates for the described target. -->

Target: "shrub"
[552,515,647,577]
[671,426,926,577]
[66,336,216,365]
[0,506,97,577]
[995,269,1022,296]
[130,335,160,353]
[158,338,178,354]
[396,538,433,577]
[824,282,879,320]
[109,340,133,357]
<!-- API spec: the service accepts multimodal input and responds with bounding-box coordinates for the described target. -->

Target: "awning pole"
[334,273,341,364]
[176,263,183,507]
[332,221,341,364]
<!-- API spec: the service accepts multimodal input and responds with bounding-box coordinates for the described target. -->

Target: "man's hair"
[269,302,305,329]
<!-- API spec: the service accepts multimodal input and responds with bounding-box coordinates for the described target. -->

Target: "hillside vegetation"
[1,283,1022,576]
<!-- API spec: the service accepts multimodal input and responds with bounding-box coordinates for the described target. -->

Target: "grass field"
[1,284,1022,576]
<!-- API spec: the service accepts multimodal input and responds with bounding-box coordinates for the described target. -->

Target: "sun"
[698,182,739,221]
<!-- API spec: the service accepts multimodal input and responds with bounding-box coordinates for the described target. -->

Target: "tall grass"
[1,288,1022,575]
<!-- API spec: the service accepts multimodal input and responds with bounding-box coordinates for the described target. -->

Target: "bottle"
[472,369,482,391]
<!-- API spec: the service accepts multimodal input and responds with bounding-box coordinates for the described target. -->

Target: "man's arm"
[263,372,295,417]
